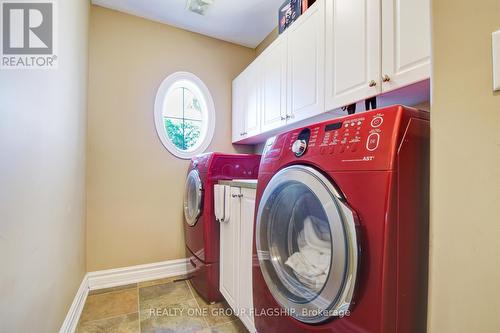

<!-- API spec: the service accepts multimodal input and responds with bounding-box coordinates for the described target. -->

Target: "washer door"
[184,169,203,227]
[256,165,359,324]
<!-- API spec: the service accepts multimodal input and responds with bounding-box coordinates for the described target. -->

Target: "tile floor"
[76,276,249,333]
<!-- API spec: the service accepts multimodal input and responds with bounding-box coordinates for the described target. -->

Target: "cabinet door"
[325,0,381,111]
[219,187,241,309]
[243,61,261,138]
[381,0,431,92]
[238,188,257,332]
[287,0,325,124]
[232,74,246,142]
[261,38,287,133]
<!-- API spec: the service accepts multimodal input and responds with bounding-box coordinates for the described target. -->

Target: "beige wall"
[256,27,279,56]
[87,6,256,271]
[0,0,89,332]
[428,1,500,332]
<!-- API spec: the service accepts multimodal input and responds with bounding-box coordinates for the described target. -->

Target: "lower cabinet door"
[219,187,241,309]
[238,188,257,332]
[219,186,257,332]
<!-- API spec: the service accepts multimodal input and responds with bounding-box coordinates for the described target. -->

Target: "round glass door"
[255,165,359,324]
[184,169,203,226]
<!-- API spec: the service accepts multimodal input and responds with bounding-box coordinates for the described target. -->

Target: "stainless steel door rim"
[255,165,359,324]
[184,169,203,226]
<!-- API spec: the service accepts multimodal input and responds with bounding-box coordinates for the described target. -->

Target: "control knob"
[292,140,307,157]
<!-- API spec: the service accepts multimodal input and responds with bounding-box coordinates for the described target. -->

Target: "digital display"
[325,122,343,132]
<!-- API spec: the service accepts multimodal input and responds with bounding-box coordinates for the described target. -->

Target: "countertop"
[218,179,258,190]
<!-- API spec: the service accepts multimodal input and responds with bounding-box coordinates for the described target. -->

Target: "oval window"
[154,72,215,159]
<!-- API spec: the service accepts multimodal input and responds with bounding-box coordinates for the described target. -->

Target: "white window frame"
[154,71,216,159]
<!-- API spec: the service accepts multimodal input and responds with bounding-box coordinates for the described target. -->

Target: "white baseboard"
[59,258,190,333]
[59,274,89,333]
[87,258,191,290]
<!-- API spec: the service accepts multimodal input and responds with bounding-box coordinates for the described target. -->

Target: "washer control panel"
[260,105,429,174]
[312,112,387,156]
[260,106,422,173]
[286,109,396,167]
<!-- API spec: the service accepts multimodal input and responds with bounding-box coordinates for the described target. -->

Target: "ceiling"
[91,0,282,48]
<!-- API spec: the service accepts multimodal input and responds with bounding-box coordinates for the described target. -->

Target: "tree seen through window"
[164,87,202,151]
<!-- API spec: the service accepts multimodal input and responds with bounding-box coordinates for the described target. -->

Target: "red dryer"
[253,106,429,333]
[184,153,261,303]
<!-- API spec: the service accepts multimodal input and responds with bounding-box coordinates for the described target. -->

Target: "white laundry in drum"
[285,216,332,292]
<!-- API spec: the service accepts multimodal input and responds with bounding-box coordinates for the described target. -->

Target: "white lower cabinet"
[219,186,256,333]
[219,187,241,309]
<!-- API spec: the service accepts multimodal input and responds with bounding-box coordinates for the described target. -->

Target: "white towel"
[214,185,225,222]
[285,216,331,292]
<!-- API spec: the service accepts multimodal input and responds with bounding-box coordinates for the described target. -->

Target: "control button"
[292,140,308,157]
[366,133,380,151]
[371,117,384,128]
[339,145,346,154]
[357,121,362,126]
[351,143,358,152]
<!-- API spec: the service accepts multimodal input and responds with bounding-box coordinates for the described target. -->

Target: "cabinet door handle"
[281,116,286,121]
[382,74,391,82]
[368,80,377,87]
[240,132,247,136]
[231,194,243,198]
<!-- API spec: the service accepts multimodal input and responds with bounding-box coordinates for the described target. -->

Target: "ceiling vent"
[186,0,214,16]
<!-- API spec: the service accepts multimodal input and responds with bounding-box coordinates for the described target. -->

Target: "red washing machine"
[184,153,261,303]
[253,105,429,333]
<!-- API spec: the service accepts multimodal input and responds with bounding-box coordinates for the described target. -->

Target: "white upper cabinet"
[261,37,287,132]
[232,61,261,141]
[244,61,261,137]
[286,0,325,124]
[381,0,431,92]
[232,73,246,142]
[231,0,430,143]
[325,0,381,111]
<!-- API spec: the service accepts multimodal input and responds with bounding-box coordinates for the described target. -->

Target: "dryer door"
[184,169,203,226]
[256,165,359,324]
